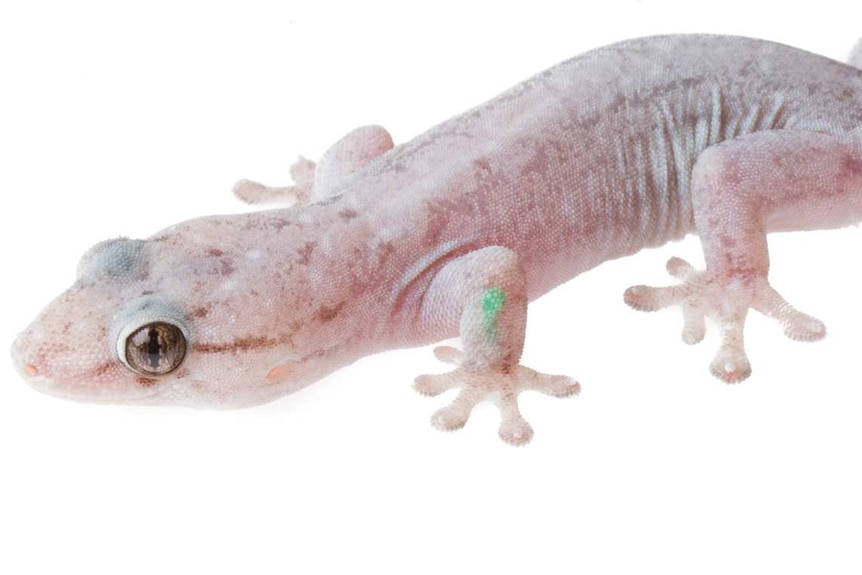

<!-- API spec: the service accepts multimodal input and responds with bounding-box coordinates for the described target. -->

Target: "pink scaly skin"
[11,35,862,445]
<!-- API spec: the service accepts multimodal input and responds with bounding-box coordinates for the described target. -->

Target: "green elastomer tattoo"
[481,287,507,343]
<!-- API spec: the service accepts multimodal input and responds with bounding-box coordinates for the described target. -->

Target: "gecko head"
[11,231,335,408]
[11,238,193,404]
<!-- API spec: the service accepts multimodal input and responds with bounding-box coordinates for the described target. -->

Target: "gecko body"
[12,35,862,444]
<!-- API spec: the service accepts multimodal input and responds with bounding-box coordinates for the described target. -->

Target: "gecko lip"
[15,366,165,404]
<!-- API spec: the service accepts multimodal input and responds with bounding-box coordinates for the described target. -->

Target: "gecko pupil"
[123,321,187,376]
[147,327,161,369]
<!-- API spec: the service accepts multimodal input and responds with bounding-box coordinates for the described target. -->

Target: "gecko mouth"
[11,333,166,404]
[17,375,164,404]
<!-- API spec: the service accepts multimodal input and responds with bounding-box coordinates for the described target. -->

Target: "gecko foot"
[624,257,825,383]
[232,156,315,206]
[414,346,579,445]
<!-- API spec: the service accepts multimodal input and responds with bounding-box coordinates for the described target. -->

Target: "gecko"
[11,35,862,445]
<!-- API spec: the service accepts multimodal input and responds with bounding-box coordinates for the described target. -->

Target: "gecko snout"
[10,330,45,383]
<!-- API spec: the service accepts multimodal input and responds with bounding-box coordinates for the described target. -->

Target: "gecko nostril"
[25,364,39,376]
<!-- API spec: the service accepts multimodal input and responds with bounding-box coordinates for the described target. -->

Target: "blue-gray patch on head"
[76,237,147,283]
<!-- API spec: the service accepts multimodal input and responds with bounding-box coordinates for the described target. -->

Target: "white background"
[2,1,861,573]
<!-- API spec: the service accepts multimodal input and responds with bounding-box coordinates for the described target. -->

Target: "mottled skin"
[12,35,862,444]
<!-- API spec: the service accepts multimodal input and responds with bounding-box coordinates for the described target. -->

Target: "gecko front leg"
[625,131,862,382]
[414,247,580,445]
[233,124,393,205]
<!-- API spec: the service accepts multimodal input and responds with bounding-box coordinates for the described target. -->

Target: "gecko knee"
[691,144,739,196]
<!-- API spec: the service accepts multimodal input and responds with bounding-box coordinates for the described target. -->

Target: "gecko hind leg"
[623,130,860,383]
[413,246,579,445]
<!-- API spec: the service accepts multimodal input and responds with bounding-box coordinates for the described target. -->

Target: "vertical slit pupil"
[147,326,161,369]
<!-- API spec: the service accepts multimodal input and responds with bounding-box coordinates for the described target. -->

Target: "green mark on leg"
[482,287,507,343]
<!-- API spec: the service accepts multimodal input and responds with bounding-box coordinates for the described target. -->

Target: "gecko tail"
[848,38,862,68]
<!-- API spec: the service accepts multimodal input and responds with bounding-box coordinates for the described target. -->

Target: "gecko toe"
[430,388,482,431]
[752,279,826,342]
[498,414,534,446]
[432,345,464,365]
[232,179,267,203]
[529,372,581,397]
[666,256,698,279]
[681,302,706,344]
[624,284,687,312]
[784,318,826,342]
[780,313,826,342]
[413,373,457,396]
[623,285,654,311]
[431,407,469,431]
[709,346,752,383]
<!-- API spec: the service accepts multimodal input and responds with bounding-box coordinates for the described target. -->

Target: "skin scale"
[11,34,862,445]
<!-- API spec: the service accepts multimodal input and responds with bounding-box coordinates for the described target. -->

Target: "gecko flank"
[12,35,862,445]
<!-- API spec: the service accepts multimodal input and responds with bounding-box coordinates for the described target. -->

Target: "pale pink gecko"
[12,35,862,445]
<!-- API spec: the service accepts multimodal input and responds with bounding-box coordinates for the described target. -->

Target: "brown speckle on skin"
[220,259,236,276]
[472,157,492,178]
[271,218,290,232]
[339,208,359,220]
[839,154,862,179]
[136,377,157,387]
[91,362,114,378]
[194,336,274,354]
[193,331,296,354]
[377,241,396,268]
[242,216,294,233]
[314,302,345,323]
[421,200,448,247]
[720,235,737,249]
[296,241,317,265]
[190,306,210,319]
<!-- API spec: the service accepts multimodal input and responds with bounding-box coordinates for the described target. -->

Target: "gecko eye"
[122,322,187,376]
